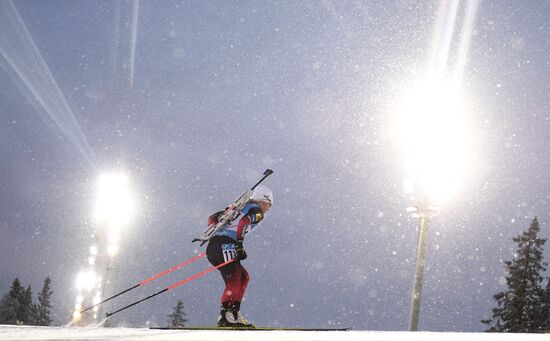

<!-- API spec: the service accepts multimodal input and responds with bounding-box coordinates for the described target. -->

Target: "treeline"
[482,217,550,332]
[0,276,53,326]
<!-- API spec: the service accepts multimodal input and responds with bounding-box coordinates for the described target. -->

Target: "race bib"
[222,243,237,262]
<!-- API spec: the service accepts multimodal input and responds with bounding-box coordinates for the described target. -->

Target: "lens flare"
[0,1,96,167]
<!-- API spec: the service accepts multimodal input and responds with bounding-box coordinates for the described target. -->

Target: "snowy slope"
[0,325,548,341]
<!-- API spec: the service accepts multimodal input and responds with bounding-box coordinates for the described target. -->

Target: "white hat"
[251,186,273,205]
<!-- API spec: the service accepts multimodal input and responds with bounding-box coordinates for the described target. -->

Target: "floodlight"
[107,244,119,256]
[94,172,135,229]
[109,231,120,244]
[75,270,97,292]
[394,76,472,204]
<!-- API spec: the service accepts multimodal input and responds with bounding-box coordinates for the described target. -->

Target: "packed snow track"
[0,325,549,341]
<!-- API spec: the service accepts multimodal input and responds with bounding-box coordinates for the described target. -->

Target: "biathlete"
[205,185,273,327]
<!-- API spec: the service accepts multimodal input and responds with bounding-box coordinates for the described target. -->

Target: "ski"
[150,326,350,331]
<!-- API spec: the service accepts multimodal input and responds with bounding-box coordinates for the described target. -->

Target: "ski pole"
[106,258,236,318]
[80,253,207,314]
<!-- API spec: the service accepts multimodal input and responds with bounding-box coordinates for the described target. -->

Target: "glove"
[235,241,247,260]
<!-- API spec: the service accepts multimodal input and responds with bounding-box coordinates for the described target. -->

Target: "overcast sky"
[1,0,549,332]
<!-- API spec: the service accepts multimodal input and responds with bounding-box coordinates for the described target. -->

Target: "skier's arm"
[235,206,264,241]
[236,215,251,241]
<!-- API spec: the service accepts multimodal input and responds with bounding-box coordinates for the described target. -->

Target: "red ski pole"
[106,258,235,318]
[80,253,207,313]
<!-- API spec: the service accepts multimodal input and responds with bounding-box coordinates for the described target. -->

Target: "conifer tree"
[482,217,548,332]
[0,278,24,324]
[34,276,53,326]
[20,285,33,324]
[167,300,187,328]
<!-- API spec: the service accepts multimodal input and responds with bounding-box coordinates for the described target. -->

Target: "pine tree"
[34,276,53,326]
[0,294,14,324]
[19,285,33,324]
[482,217,548,332]
[0,278,24,324]
[167,300,187,328]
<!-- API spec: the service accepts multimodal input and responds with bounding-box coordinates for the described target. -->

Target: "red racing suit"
[205,202,264,308]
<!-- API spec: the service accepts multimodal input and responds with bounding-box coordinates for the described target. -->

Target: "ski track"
[0,325,549,341]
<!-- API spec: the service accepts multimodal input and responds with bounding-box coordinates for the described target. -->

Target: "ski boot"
[217,304,238,327]
[233,302,255,328]
[217,303,255,328]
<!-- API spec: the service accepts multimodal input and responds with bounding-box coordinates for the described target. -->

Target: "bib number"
[222,244,237,262]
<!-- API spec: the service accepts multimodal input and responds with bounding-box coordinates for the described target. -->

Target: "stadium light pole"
[95,172,135,319]
[391,0,480,329]
[406,204,437,331]
[393,75,473,331]
[72,171,136,324]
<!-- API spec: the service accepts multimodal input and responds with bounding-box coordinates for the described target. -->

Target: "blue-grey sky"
[1,0,550,332]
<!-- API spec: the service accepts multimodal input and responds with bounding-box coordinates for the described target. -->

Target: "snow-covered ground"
[0,325,548,341]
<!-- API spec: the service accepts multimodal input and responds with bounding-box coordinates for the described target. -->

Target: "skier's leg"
[220,263,243,307]
[207,237,242,326]
[234,266,249,302]
[216,263,245,326]
[229,265,254,327]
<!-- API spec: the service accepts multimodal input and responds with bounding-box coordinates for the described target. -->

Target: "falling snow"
[0,0,549,334]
